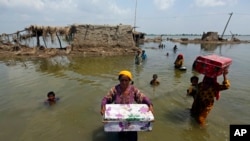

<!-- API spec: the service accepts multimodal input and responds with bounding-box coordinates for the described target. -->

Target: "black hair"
[47,91,55,97]
[153,74,158,78]
[190,76,199,82]
[118,74,131,81]
[118,74,133,84]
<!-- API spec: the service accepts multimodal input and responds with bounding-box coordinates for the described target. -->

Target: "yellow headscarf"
[119,70,132,80]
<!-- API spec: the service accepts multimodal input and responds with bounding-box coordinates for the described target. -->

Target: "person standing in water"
[141,50,147,62]
[135,50,142,65]
[174,54,184,69]
[150,74,160,86]
[191,70,230,126]
[100,70,153,141]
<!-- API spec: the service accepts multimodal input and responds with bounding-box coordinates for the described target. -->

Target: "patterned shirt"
[101,84,152,107]
[194,80,230,109]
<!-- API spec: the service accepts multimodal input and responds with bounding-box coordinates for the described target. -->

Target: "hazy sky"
[0,0,249,35]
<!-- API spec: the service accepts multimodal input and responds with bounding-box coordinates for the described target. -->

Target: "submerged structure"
[0,24,141,58]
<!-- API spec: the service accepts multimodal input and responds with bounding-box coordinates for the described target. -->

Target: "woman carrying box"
[100,70,153,141]
[191,70,230,126]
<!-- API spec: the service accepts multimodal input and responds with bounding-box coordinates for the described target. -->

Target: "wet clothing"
[141,53,147,61]
[191,79,230,125]
[174,54,184,68]
[135,54,142,65]
[174,59,183,68]
[150,80,160,86]
[118,131,137,141]
[44,97,60,105]
[187,84,198,99]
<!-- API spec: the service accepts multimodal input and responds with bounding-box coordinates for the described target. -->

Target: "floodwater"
[0,36,250,141]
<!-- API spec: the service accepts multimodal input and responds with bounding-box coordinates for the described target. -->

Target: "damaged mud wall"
[72,24,136,48]
[201,32,219,41]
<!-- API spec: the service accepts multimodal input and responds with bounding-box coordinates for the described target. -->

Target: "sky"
[0,0,250,35]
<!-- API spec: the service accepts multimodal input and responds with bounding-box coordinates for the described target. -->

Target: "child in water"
[45,91,59,105]
[141,50,147,61]
[150,74,160,86]
[135,50,142,65]
[187,76,199,113]
[187,76,199,98]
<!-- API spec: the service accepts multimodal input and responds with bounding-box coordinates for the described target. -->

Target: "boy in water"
[187,76,199,98]
[45,91,59,105]
[135,50,142,65]
[187,76,199,114]
[150,74,160,86]
[141,50,147,61]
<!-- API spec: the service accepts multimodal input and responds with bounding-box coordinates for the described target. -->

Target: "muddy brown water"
[0,39,250,141]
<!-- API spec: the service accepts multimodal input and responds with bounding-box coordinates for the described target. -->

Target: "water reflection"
[8,55,135,78]
[200,43,220,52]
[0,55,136,87]
[174,69,186,79]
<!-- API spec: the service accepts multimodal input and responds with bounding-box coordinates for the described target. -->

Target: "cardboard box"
[103,104,154,132]
[193,54,232,78]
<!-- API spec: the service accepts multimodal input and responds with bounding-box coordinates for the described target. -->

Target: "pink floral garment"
[101,84,152,107]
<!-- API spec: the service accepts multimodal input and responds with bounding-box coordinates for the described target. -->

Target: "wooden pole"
[36,31,40,47]
[133,0,137,32]
[221,12,233,39]
[42,36,47,48]
[56,32,62,49]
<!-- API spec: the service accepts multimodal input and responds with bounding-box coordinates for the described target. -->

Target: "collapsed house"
[0,24,140,57]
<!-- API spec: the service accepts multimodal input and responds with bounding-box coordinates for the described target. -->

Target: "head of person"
[153,74,158,79]
[202,76,217,87]
[190,76,199,84]
[177,54,183,59]
[118,70,132,88]
[136,50,141,55]
[47,91,56,101]
[142,50,145,54]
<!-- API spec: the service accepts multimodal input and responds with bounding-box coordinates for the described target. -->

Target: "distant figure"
[166,52,169,56]
[135,50,142,65]
[174,54,184,69]
[141,50,147,61]
[173,45,178,53]
[45,91,59,106]
[150,74,160,86]
[158,44,162,49]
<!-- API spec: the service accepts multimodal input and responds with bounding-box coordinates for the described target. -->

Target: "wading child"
[150,74,160,86]
[45,91,59,105]
[187,76,199,98]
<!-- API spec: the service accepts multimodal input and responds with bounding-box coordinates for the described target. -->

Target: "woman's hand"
[148,105,154,113]
[100,106,106,115]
